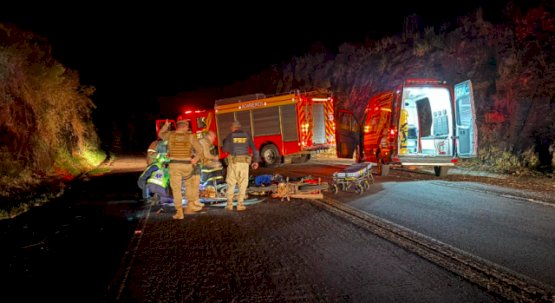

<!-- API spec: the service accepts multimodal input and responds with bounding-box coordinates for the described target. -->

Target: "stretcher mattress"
[333,162,373,179]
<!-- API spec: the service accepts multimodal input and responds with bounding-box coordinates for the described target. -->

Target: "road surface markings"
[311,196,555,303]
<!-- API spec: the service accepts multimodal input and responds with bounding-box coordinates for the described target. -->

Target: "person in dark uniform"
[222,120,260,211]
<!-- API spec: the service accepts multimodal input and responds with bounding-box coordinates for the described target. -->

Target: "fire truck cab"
[335,79,478,176]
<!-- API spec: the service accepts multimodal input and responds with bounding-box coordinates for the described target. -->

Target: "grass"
[0,147,107,220]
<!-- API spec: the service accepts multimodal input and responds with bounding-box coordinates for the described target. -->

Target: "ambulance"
[335,79,478,176]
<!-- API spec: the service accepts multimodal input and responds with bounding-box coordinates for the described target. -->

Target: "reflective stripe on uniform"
[147,178,165,187]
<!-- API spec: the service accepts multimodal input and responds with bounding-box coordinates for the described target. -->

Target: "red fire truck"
[157,90,335,167]
[335,79,478,176]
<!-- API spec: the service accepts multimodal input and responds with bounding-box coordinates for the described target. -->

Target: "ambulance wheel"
[331,184,339,194]
[376,156,390,176]
[434,166,449,177]
[261,144,280,167]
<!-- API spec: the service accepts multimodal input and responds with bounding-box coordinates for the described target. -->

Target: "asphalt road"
[1,155,553,302]
[348,180,555,287]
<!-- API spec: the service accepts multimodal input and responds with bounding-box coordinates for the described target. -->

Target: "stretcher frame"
[331,162,374,195]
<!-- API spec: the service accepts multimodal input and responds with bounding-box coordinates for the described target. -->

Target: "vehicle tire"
[331,184,338,194]
[376,153,390,176]
[381,164,390,176]
[261,144,281,167]
[434,166,448,177]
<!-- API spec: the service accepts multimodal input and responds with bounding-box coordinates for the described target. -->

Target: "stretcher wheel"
[355,184,364,195]
[362,180,370,190]
[331,184,339,194]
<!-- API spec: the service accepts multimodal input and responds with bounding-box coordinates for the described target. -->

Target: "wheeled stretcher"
[331,162,374,195]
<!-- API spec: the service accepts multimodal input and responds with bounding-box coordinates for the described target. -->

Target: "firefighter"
[197,130,224,198]
[146,137,168,166]
[199,131,220,168]
[159,118,205,219]
[222,120,260,211]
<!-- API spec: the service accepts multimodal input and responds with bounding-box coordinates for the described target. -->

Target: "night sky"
[1,1,517,113]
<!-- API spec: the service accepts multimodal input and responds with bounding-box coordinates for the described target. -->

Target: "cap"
[231,120,241,128]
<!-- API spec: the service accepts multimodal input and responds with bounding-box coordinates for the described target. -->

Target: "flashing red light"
[390,128,396,136]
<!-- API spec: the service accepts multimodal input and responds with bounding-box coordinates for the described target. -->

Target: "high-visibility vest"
[146,164,169,188]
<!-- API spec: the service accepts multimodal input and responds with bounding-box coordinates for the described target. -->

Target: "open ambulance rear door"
[334,109,361,161]
[453,80,478,158]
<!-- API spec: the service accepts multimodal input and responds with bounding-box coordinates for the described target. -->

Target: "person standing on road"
[222,120,260,211]
[199,130,224,187]
[159,118,204,219]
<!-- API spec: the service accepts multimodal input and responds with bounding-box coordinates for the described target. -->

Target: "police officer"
[222,120,260,211]
[159,118,205,219]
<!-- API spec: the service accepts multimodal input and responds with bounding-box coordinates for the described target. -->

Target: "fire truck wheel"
[261,144,281,167]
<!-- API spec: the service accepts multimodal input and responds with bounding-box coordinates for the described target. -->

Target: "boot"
[193,200,205,208]
[184,204,202,214]
[237,201,246,211]
[225,200,233,211]
[172,208,184,220]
